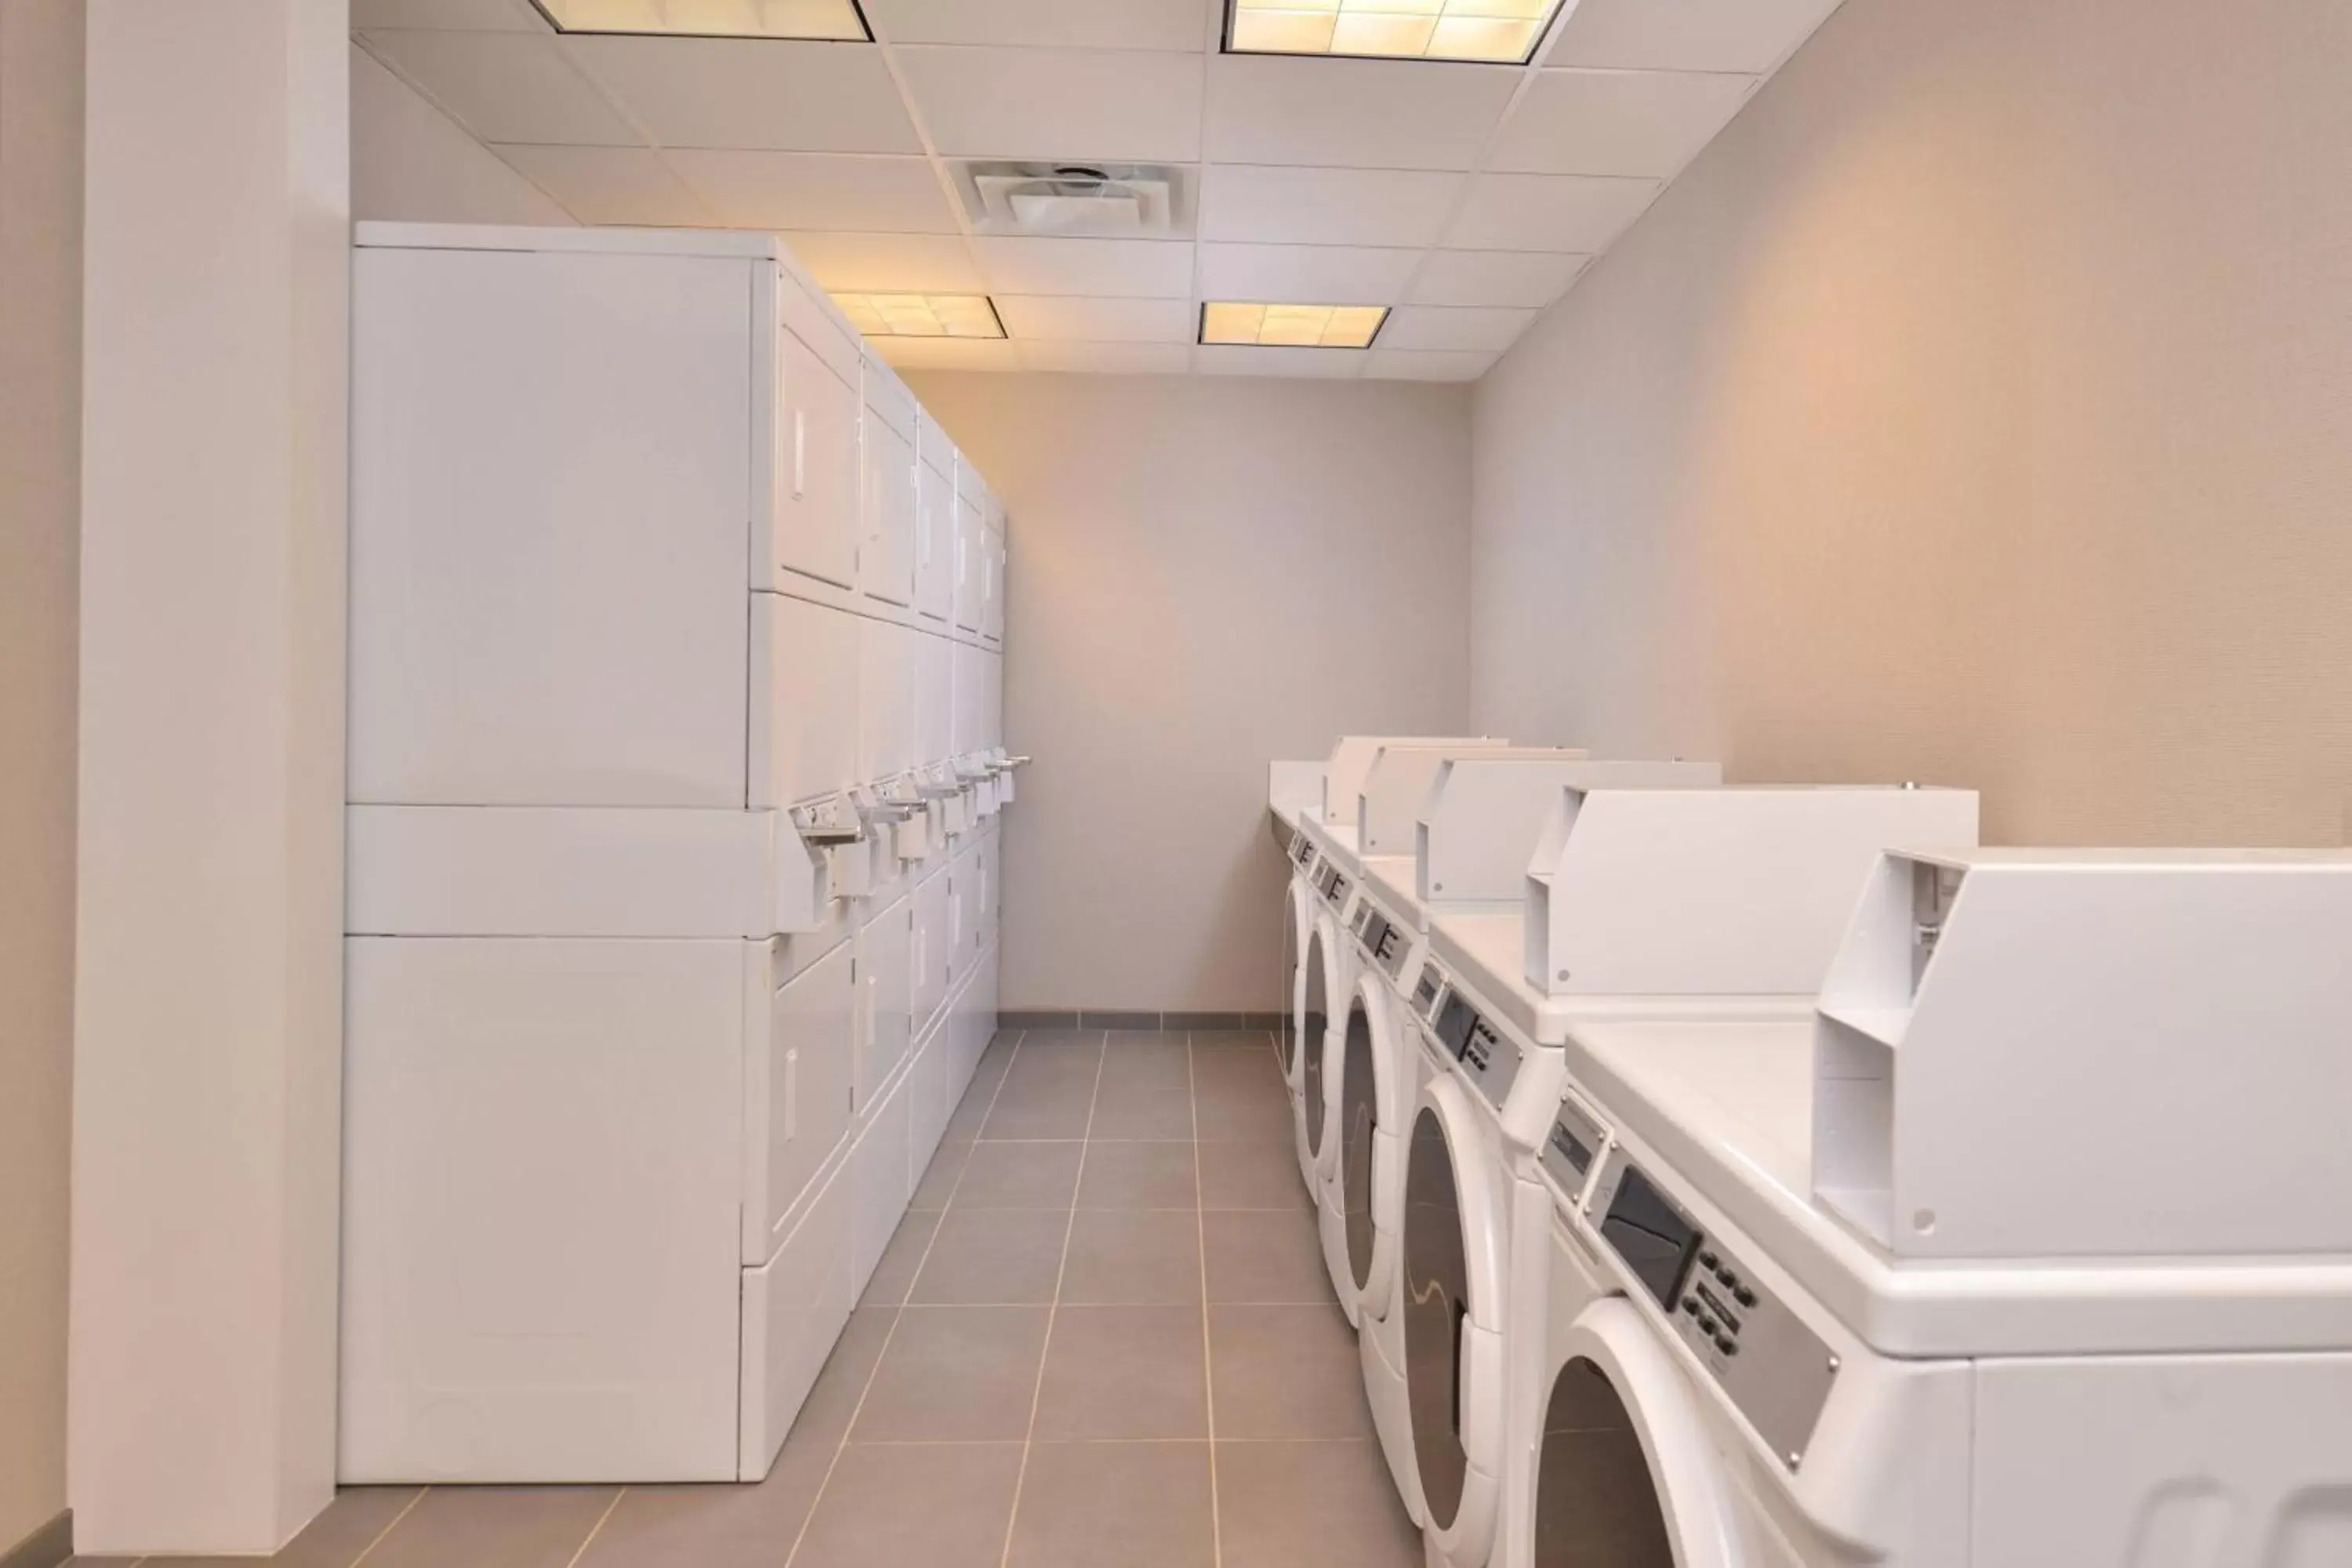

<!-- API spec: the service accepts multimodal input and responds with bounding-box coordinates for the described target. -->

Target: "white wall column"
[72,0,348,1552]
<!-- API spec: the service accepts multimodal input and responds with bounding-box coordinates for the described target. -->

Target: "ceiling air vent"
[957,163,1190,240]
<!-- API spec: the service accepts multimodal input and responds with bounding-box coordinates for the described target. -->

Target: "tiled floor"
[76,1029,1421,1568]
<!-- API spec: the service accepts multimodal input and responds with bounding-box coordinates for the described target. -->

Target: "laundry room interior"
[3,1,2350,1566]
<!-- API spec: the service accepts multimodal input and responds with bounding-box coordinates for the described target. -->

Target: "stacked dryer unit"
[1382,786,1983,1568]
[340,224,1022,1484]
[1518,851,2352,1567]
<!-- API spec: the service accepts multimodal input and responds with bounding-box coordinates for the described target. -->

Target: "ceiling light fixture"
[529,0,872,41]
[833,294,1007,340]
[1200,302,1390,349]
[1225,0,1560,64]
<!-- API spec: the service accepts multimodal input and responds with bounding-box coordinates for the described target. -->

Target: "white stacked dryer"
[1517,851,2352,1568]
[341,225,1020,1484]
[1381,786,1981,1568]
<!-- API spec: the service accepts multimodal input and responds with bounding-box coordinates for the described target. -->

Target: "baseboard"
[2,1512,71,1568]
[997,1011,1285,1033]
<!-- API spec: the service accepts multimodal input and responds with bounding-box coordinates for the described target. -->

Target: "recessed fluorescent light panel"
[1200,302,1390,349]
[834,294,1007,340]
[530,0,872,40]
[1225,0,1559,63]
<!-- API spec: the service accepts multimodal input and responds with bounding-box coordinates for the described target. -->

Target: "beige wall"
[1473,0,2352,848]
[351,42,573,227]
[908,372,1474,1011]
[0,0,82,1554]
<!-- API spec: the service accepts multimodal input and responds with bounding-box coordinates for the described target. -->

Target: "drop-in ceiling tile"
[894,46,1205,162]
[666,151,959,231]
[1545,0,1844,74]
[360,30,641,146]
[1193,344,1366,378]
[1363,348,1497,381]
[1017,340,1193,375]
[873,337,1025,372]
[1201,165,1461,249]
[866,0,1210,53]
[782,232,985,293]
[971,238,1195,299]
[1204,55,1518,172]
[994,296,1195,343]
[354,0,546,29]
[1410,249,1585,308]
[561,37,920,154]
[1487,68,1754,177]
[1198,242,1421,304]
[1446,172,1657,252]
[491,144,712,225]
[1377,304,1535,352]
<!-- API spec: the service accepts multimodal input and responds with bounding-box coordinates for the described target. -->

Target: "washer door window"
[1404,1102,1474,1528]
[1280,884,1306,1076]
[1300,927,1330,1157]
[1534,1359,1675,1566]
[1341,996,1378,1291]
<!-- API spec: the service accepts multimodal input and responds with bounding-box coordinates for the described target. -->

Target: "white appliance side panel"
[858,617,917,784]
[350,246,752,808]
[768,318,861,593]
[849,1071,913,1304]
[915,632,954,768]
[746,938,856,1265]
[982,522,1004,644]
[859,412,916,609]
[738,1160,852,1479]
[341,936,743,1483]
[914,452,953,622]
[953,493,984,633]
[857,895,914,1111]
[755,592,862,810]
[951,641,984,757]
[985,651,1004,752]
[1971,1352,2352,1568]
[950,847,979,987]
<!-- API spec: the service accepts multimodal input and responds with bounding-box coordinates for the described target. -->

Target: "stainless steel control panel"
[1291,836,1318,870]
[1349,901,1410,977]
[1592,1150,1837,1472]
[1430,985,1519,1109]
[1537,1092,1610,1208]
[1313,859,1351,909]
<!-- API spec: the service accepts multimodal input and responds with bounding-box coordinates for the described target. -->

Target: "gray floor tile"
[851,1306,1051,1442]
[1203,1209,1337,1303]
[1214,1439,1422,1568]
[1210,1305,1375,1439]
[1190,1029,1278,1054]
[1190,1049,1284,1098]
[953,1141,1084,1208]
[862,1211,939,1306]
[1194,1084,1294,1142]
[943,1091,997,1142]
[1087,1088,1195,1141]
[1103,1029,1185,1054]
[361,1486,617,1568]
[793,1306,899,1443]
[793,1442,1025,1568]
[1008,1442,1215,1568]
[1097,1042,1193,1095]
[911,1138,974,1210]
[163,1486,422,1568]
[1033,1305,1208,1440]
[1076,1142,1198,1209]
[1197,1138,1314,1211]
[982,1080,1097,1141]
[583,1435,830,1568]
[909,1207,1071,1305]
[1014,1029,1108,1055]
[1058,1208,1203,1305]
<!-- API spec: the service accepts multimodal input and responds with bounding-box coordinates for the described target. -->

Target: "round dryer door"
[1339,988,1380,1294]
[1300,920,1334,1160]
[1403,1083,1507,1541]
[1534,1299,1744,1568]
[1279,880,1309,1079]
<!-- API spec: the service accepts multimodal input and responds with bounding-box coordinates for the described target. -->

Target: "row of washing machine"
[1266,737,2352,1568]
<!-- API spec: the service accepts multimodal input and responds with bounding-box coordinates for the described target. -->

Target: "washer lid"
[1537,1298,1745,1568]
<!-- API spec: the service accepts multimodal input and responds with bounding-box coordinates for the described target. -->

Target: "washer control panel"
[1291,836,1318,870]
[1430,985,1519,1109]
[1538,1091,1610,1210]
[1411,964,1445,1022]
[1313,858,1351,909]
[1348,901,1410,976]
[1593,1152,1838,1473]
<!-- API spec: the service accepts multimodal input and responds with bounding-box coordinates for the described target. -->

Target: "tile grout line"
[559,1488,626,1568]
[1192,1031,1226,1568]
[994,1031,1106,1568]
[782,1027,1031,1568]
[344,1483,430,1568]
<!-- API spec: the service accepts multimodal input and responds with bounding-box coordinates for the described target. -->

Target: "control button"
[1716,1337,1739,1356]
[1681,1296,1701,1316]
[1698,1250,1719,1269]
[1695,1315,1716,1337]
[1733,1284,1758,1308]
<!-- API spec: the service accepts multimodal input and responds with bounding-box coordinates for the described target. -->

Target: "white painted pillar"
[72,0,348,1552]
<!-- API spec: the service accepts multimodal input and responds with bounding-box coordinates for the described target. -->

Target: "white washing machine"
[1508,849,2352,1568]
[1375,786,1983,1568]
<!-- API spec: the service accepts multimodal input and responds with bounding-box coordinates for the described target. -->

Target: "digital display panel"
[1547,1121,1595,1178]
[1599,1163,1701,1308]
[1434,991,1477,1058]
[1360,910,1392,953]
[1413,967,1443,1016]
